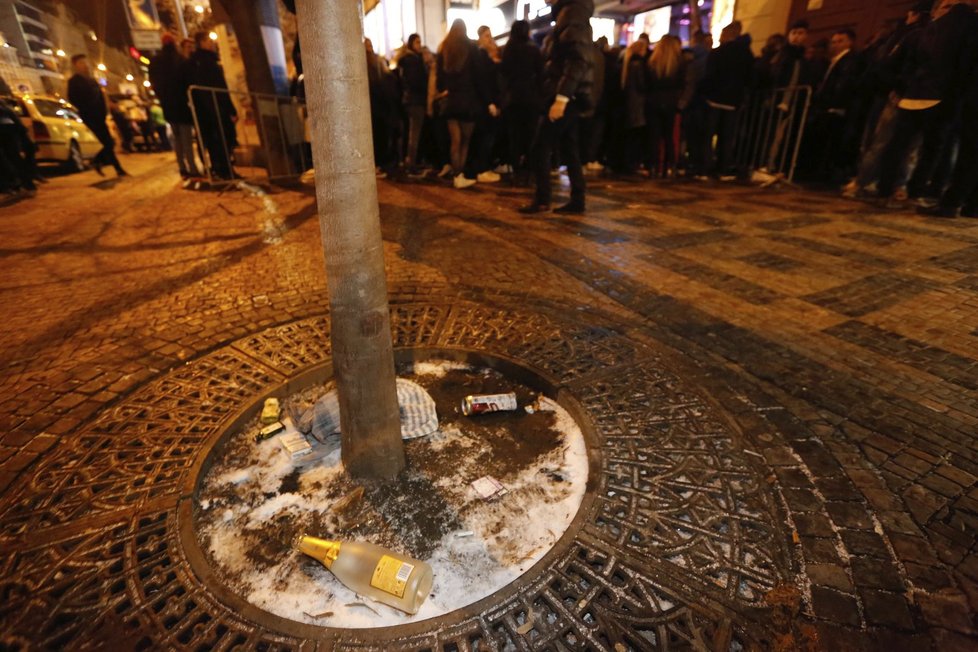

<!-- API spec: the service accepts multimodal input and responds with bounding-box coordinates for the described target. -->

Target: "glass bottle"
[296,535,434,615]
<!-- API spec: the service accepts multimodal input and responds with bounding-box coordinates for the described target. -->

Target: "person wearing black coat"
[396,34,429,172]
[878,0,978,201]
[701,23,754,177]
[149,34,200,178]
[67,54,127,177]
[500,20,544,184]
[807,29,864,182]
[520,0,594,214]
[186,32,238,180]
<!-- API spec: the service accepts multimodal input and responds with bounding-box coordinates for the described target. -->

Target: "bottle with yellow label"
[296,535,434,615]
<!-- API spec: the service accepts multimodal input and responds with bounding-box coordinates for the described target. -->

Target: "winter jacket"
[148,43,193,125]
[500,40,544,111]
[186,48,236,129]
[396,50,428,107]
[897,3,978,103]
[702,35,755,108]
[646,60,687,111]
[67,74,107,128]
[542,0,594,107]
[436,42,491,121]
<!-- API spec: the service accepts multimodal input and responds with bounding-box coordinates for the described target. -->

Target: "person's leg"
[877,108,924,197]
[530,116,555,206]
[447,119,463,174]
[458,121,475,175]
[92,124,125,175]
[716,109,738,176]
[856,99,899,189]
[406,105,424,168]
[560,108,585,208]
[171,123,191,176]
[936,112,978,212]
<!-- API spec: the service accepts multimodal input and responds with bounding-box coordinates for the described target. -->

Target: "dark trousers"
[647,106,678,176]
[467,114,498,176]
[941,106,978,210]
[683,103,708,175]
[706,106,738,175]
[878,103,948,197]
[89,123,123,173]
[0,127,35,191]
[531,105,584,206]
[201,126,232,178]
[507,104,538,180]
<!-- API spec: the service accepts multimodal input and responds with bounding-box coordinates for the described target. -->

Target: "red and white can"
[461,392,518,416]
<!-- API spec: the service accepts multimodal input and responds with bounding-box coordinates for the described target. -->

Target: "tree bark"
[294,0,405,480]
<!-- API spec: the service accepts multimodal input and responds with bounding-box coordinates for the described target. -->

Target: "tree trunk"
[294,0,406,480]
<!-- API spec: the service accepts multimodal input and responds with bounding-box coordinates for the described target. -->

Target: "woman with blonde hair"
[645,35,686,177]
[429,19,492,188]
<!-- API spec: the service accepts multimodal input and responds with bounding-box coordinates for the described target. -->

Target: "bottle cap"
[296,535,341,569]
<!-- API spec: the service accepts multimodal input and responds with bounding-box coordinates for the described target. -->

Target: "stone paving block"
[850,556,907,592]
[859,589,915,630]
[811,586,861,626]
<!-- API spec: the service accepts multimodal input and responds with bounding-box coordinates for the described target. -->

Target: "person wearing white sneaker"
[476,170,501,183]
[454,173,477,188]
[431,21,483,190]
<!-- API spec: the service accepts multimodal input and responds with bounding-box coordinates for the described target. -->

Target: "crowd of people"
[364,0,978,218]
[3,0,978,219]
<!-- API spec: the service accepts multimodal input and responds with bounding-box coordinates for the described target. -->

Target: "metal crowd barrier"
[187,85,311,186]
[733,85,812,183]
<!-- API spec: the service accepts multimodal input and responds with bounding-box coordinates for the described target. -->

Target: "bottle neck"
[296,535,341,569]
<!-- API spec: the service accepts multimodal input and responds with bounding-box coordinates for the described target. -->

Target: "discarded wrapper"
[255,421,285,442]
[471,475,508,500]
[261,397,281,425]
[280,431,312,459]
[461,393,518,416]
[524,395,554,414]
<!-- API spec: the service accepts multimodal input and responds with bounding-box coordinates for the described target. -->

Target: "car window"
[32,98,70,118]
[1,98,25,117]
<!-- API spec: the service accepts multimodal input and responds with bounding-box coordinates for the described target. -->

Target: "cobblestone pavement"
[0,153,976,650]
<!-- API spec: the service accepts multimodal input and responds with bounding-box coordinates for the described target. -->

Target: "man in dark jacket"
[396,34,428,173]
[701,22,754,178]
[878,0,978,201]
[67,54,127,177]
[808,28,863,182]
[149,34,201,178]
[187,31,238,180]
[520,0,594,214]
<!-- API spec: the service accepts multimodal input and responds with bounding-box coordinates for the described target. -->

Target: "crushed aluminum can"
[255,421,285,442]
[461,392,518,416]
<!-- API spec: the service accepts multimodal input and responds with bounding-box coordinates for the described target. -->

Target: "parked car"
[2,93,102,171]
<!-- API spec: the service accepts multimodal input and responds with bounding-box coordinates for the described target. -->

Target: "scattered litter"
[455,531,474,538]
[516,609,535,635]
[461,392,518,416]
[261,398,281,425]
[299,379,438,441]
[255,421,285,443]
[471,476,508,500]
[742,449,764,459]
[303,611,334,619]
[280,432,312,459]
[332,487,365,515]
[345,602,380,616]
[791,531,800,544]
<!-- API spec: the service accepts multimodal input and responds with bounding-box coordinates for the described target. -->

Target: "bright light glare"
[143,80,151,87]
[96,63,107,71]
[209,31,218,41]
[590,17,615,43]
[126,74,134,81]
[56,49,66,57]
[445,8,506,40]
[194,5,205,13]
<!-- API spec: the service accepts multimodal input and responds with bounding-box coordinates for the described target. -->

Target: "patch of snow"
[197,387,588,629]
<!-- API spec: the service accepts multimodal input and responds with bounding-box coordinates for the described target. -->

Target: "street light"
[56,49,66,57]
[143,80,151,87]
[97,63,107,71]
[126,74,134,81]
[209,31,218,41]
[194,4,205,13]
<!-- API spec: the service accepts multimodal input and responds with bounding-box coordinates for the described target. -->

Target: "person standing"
[67,54,127,177]
[187,31,238,180]
[519,0,594,214]
[149,33,201,177]
[500,20,544,186]
[430,20,488,189]
[701,22,754,179]
[645,35,686,178]
[395,34,429,174]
